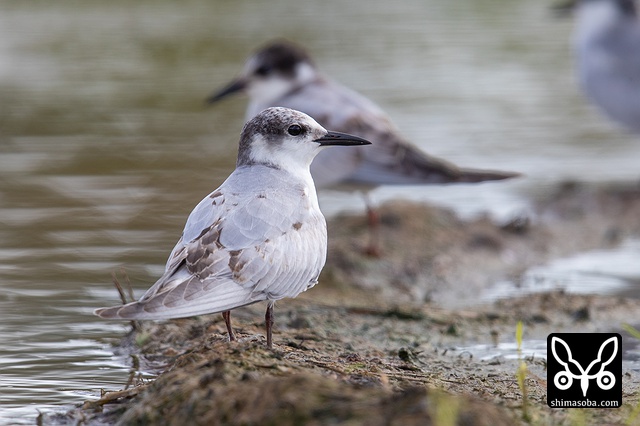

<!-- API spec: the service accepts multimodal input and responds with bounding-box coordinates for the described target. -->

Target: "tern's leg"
[363,193,381,257]
[265,303,274,349]
[222,310,236,342]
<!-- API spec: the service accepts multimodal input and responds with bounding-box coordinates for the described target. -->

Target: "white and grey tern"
[95,107,371,348]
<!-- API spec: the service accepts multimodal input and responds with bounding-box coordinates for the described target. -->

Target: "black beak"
[206,78,247,104]
[314,131,372,147]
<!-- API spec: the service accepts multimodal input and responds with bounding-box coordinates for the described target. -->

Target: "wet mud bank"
[50,181,640,425]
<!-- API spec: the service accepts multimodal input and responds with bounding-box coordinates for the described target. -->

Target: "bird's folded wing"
[96,169,323,320]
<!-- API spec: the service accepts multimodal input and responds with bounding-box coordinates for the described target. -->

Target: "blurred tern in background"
[207,40,520,255]
[573,0,640,132]
[95,107,371,348]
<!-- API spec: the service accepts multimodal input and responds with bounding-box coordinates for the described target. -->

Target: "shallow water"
[452,339,548,363]
[483,239,640,302]
[1,0,639,422]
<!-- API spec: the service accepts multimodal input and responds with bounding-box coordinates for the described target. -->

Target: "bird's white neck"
[244,135,319,179]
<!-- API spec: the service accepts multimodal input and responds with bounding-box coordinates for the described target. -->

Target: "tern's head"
[208,40,318,106]
[237,107,370,172]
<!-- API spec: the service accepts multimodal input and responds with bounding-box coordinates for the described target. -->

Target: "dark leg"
[265,303,274,349]
[222,310,236,342]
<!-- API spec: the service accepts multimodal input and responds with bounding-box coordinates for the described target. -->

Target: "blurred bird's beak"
[206,78,247,104]
[314,131,372,147]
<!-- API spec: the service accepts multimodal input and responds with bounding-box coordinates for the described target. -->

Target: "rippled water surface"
[1,0,639,422]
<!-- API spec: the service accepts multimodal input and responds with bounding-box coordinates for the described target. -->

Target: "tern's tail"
[95,301,156,320]
[94,280,261,320]
[349,132,522,186]
[456,167,521,183]
[404,145,521,184]
[394,149,521,185]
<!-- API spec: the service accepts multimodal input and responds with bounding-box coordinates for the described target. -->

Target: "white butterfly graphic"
[551,336,617,397]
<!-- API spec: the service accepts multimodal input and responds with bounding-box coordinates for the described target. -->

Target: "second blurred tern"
[573,0,640,132]
[208,41,520,254]
[95,107,371,348]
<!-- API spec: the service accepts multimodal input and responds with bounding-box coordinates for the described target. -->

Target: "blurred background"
[1,0,638,423]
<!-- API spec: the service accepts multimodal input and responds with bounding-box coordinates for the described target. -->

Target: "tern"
[573,0,640,132]
[207,40,519,255]
[95,107,371,348]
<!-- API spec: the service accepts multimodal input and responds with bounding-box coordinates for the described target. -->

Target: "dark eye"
[288,124,303,136]
[255,65,270,76]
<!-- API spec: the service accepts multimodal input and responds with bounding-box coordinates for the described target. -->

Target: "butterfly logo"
[551,336,618,397]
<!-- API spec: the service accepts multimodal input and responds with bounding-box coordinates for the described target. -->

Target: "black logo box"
[547,333,622,408]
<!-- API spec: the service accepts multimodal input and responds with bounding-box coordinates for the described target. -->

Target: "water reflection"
[0,0,638,422]
[451,339,548,363]
[483,239,640,302]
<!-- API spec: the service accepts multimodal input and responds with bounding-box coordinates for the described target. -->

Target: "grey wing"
[95,187,254,319]
[95,172,327,320]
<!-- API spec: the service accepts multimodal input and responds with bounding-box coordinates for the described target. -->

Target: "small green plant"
[623,323,640,426]
[567,408,588,426]
[625,401,640,426]
[622,323,640,340]
[430,388,461,426]
[515,321,530,422]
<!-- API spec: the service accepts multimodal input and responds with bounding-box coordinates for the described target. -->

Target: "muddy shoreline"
[47,180,640,425]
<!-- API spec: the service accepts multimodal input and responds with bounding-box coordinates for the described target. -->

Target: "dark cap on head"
[251,39,315,78]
